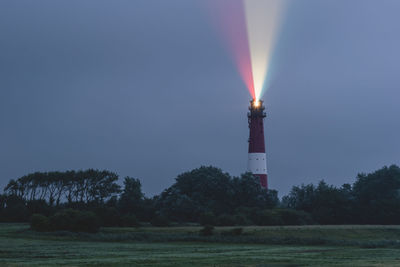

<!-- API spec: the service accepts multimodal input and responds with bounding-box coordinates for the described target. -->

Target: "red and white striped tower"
[247,99,268,189]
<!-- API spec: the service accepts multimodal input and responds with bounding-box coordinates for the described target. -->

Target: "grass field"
[1,224,400,266]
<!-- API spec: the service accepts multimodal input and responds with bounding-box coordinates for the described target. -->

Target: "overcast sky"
[1,0,399,197]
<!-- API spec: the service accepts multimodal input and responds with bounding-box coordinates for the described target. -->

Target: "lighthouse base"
[247,152,268,189]
[255,174,268,189]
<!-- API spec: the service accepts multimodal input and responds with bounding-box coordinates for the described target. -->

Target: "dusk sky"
[1,0,399,197]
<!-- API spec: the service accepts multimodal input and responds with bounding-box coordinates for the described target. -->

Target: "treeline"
[1,165,400,231]
[283,165,400,224]
[4,170,120,205]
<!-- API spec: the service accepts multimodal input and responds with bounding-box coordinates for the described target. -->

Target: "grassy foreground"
[1,224,400,266]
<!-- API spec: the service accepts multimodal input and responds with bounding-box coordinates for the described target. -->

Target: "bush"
[256,210,284,226]
[216,214,236,226]
[121,214,140,227]
[233,213,252,226]
[150,215,170,227]
[234,207,260,225]
[199,211,215,226]
[27,200,53,217]
[2,195,28,222]
[49,209,99,233]
[30,214,49,232]
[73,210,99,233]
[199,225,214,236]
[230,227,243,235]
[95,207,121,227]
[221,227,243,236]
[49,210,73,231]
[255,209,314,226]
[278,209,314,225]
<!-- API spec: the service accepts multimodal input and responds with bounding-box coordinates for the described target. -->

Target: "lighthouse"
[247,99,268,189]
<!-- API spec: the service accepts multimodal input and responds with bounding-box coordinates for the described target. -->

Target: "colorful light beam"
[208,0,285,101]
[209,0,255,100]
[244,0,283,101]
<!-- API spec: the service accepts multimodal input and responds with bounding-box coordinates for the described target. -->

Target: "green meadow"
[1,224,400,266]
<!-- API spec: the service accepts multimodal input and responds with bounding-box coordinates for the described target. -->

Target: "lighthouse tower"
[247,99,268,189]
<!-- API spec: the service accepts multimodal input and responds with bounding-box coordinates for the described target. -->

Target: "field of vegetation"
[1,223,400,266]
[1,166,400,265]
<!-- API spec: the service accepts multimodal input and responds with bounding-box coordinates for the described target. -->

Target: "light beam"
[208,0,285,101]
[244,0,283,101]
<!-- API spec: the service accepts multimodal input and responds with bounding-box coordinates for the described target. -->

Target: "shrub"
[49,210,73,231]
[95,207,121,227]
[150,215,170,227]
[27,200,53,217]
[30,214,49,232]
[278,209,314,225]
[233,213,252,226]
[216,214,236,226]
[73,210,99,233]
[255,209,314,226]
[256,210,284,226]
[121,214,140,227]
[230,227,243,235]
[199,225,214,236]
[49,209,99,233]
[2,195,28,222]
[221,227,243,236]
[199,211,215,226]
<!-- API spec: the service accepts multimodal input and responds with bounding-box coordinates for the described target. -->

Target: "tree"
[4,169,120,205]
[119,177,143,211]
[231,173,279,209]
[352,165,400,224]
[282,181,354,224]
[1,195,28,222]
[156,166,234,221]
[45,209,100,233]
[156,167,279,222]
